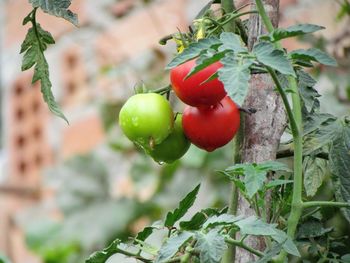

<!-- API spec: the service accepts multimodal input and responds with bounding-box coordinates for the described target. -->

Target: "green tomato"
[149,114,191,164]
[119,93,174,148]
[325,211,350,238]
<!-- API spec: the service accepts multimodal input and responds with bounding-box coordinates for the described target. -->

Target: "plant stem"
[303,201,350,208]
[225,237,264,257]
[115,247,152,263]
[255,1,304,262]
[221,0,236,32]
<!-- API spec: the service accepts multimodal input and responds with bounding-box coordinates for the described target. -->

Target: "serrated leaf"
[289,48,337,66]
[296,220,332,239]
[179,208,223,230]
[257,161,291,172]
[218,54,252,105]
[235,217,300,257]
[254,243,283,263]
[29,0,78,26]
[166,38,221,69]
[329,120,350,222]
[270,229,300,257]
[253,42,296,76]
[134,227,154,245]
[218,32,247,53]
[85,239,122,263]
[203,214,242,229]
[303,113,336,136]
[303,118,342,155]
[21,24,68,123]
[165,184,200,227]
[261,24,324,42]
[186,51,226,79]
[266,179,293,188]
[195,230,227,263]
[155,232,193,263]
[244,165,267,198]
[303,156,327,197]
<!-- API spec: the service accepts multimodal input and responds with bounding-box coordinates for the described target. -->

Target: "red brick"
[5,0,88,47]
[61,114,105,159]
[95,0,187,65]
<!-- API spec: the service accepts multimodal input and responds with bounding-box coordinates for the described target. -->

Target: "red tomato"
[170,59,226,107]
[182,97,240,152]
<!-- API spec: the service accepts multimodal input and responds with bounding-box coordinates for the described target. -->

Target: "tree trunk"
[235,1,286,262]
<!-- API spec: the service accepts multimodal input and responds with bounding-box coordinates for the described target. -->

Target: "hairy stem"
[225,237,264,257]
[221,0,236,32]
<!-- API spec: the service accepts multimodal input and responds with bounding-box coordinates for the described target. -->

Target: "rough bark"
[235,1,287,262]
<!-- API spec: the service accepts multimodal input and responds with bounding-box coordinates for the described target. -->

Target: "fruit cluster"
[171,59,240,152]
[119,58,240,163]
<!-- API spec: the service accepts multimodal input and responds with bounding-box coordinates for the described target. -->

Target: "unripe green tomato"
[324,211,350,238]
[149,114,191,164]
[119,93,174,148]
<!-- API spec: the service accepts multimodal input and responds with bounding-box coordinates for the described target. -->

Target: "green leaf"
[303,156,327,197]
[297,70,320,113]
[21,24,68,123]
[235,216,276,236]
[195,230,227,263]
[165,184,200,227]
[218,32,247,53]
[296,220,332,239]
[85,239,122,263]
[329,119,350,222]
[225,161,291,198]
[235,217,300,256]
[257,161,291,172]
[303,112,336,136]
[218,54,252,105]
[266,179,293,188]
[203,214,242,229]
[180,208,222,231]
[261,24,324,42]
[134,227,154,244]
[155,232,193,263]
[254,243,283,263]
[166,38,221,69]
[180,212,207,230]
[186,51,226,79]
[244,165,267,198]
[29,0,78,26]
[289,48,337,66]
[253,42,296,76]
[303,118,342,155]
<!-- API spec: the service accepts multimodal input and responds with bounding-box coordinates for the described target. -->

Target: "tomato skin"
[119,93,173,148]
[182,97,240,152]
[170,59,226,107]
[149,114,191,163]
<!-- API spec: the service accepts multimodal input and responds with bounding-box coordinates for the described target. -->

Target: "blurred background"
[0,0,349,262]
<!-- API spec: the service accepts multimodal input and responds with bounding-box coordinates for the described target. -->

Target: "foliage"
[20,1,78,122]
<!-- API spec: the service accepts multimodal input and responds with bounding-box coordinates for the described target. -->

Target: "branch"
[276,148,329,160]
[224,237,264,257]
[303,201,350,209]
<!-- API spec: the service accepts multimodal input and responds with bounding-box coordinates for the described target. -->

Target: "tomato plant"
[119,93,174,149]
[182,96,240,152]
[170,59,226,107]
[19,0,350,263]
[149,114,191,164]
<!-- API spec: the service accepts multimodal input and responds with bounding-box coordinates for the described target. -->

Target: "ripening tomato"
[170,59,226,107]
[119,93,173,148]
[149,114,191,163]
[182,97,240,152]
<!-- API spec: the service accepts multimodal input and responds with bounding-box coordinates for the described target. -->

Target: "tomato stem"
[255,0,304,261]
